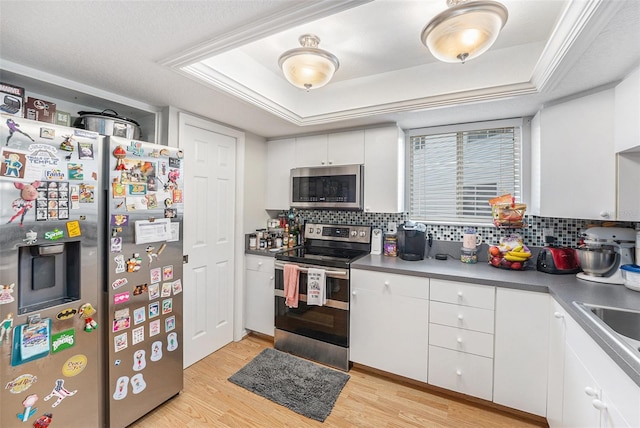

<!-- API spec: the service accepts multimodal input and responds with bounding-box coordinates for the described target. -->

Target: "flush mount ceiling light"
[421,0,508,64]
[278,34,340,91]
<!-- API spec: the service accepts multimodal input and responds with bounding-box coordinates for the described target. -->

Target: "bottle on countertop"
[283,225,289,248]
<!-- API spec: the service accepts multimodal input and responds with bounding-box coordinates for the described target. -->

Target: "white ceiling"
[1,0,639,139]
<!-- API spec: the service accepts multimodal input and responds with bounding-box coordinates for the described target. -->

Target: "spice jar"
[249,234,257,250]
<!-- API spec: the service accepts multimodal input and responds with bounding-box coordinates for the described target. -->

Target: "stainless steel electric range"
[274,223,372,371]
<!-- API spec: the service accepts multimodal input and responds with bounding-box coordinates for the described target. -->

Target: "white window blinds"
[409,125,521,223]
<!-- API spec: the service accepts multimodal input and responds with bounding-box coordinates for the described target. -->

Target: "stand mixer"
[576,227,636,285]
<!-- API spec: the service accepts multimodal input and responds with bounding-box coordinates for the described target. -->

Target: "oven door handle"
[274,289,349,311]
[274,262,348,278]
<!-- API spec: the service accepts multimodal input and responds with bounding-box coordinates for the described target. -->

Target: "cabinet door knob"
[456,370,462,376]
[457,291,463,298]
[457,337,463,344]
[321,161,325,165]
[584,386,598,397]
[328,160,333,165]
[553,312,564,319]
[258,261,263,266]
[457,314,464,320]
[592,399,607,411]
[352,291,357,296]
[269,276,274,280]
[599,211,610,219]
[384,281,390,287]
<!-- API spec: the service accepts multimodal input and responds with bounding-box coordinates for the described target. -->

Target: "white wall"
[243,132,270,233]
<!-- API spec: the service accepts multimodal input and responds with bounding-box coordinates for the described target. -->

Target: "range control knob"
[351,230,358,237]
[316,228,321,234]
[307,227,314,235]
[359,230,366,237]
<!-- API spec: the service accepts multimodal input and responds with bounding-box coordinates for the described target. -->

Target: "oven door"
[274,261,349,347]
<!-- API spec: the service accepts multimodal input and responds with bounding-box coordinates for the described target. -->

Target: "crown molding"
[182,60,538,126]
[160,0,370,68]
[531,0,626,93]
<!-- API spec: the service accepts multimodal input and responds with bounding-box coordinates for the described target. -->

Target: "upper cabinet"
[530,89,616,220]
[614,66,640,153]
[294,130,364,167]
[364,126,405,213]
[266,126,404,212]
[265,137,296,211]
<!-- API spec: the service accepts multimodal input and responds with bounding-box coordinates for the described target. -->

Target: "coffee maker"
[398,221,427,261]
[575,227,636,284]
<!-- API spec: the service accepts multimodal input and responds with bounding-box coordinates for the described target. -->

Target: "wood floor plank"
[130,334,547,428]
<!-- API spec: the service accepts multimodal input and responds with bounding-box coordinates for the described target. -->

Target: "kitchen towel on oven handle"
[306,268,326,306]
[284,264,299,308]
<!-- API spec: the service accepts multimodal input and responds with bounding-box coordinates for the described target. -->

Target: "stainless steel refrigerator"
[0,115,184,427]
[104,135,184,427]
[0,114,103,427]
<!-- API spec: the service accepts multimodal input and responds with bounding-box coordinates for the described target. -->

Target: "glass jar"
[460,247,478,264]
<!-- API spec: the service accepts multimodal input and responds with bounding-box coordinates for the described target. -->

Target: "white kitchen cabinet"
[530,88,616,220]
[265,138,296,210]
[547,298,568,428]
[350,269,429,382]
[493,288,549,417]
[428,345,494,401]
[363,126,405,213]
[294,130,364,167]
[244,255,275,336]
[327,130,365,165]
[617,152,640,221]
[428,279,495,400]
[562,344,604,427]
[614,66,640,153]
[563,306,640,428]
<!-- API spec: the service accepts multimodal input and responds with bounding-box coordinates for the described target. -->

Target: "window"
[407,119,523,224]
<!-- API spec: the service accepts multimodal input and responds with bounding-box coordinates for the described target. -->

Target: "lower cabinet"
[350,269,429,382]
[561,300,640,428]
[428,279,495,400]
[493,288,549,417]
[244,255,275,336]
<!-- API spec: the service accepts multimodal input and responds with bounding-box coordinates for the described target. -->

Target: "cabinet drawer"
[428,345,493,401]
[429,323,494,358]
[351,269,429,299]
[430,301,494,334]
[430,279,495,310]
[245,255,275,272]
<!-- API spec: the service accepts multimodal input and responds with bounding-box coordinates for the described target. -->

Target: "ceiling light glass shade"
[421,1,508,63]
[278,34,339,90]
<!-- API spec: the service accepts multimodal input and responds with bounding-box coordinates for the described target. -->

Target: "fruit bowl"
[488,245,532,271]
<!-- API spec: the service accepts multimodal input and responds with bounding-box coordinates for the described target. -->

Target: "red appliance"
[537,247,582,274]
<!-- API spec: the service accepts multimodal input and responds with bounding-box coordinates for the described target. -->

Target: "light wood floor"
[130,334,547,428]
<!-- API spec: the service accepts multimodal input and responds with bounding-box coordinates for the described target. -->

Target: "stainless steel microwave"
[290,164,363,210]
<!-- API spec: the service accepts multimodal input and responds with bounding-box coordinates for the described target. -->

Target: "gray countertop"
[352,254,640,387]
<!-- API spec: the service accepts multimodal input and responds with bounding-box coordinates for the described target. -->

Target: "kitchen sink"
[573,302,640,364]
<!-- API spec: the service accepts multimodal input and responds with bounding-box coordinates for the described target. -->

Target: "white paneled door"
[179,113,238,368]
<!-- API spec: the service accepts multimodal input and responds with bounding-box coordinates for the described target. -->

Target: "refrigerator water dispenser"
[18,241,81,314]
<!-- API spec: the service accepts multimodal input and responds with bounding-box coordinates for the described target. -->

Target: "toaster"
[536,247,582,274]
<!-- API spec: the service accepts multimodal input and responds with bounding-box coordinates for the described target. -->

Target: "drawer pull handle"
[553,312,564,319]
[258,261,263,266]
[269,276,274,280]
[456,370,462,376]
[384,281,390,286]
[457,337,463,344]
[457,291,463,297]
[352,291,357,296]
[592,399,607,411]
[457,314,464,320]
[584,386,598,397]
